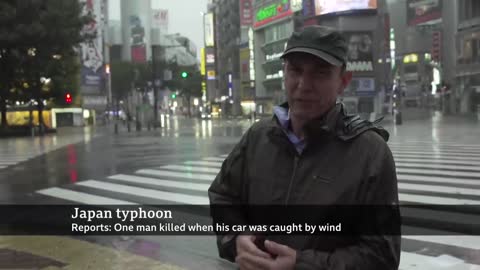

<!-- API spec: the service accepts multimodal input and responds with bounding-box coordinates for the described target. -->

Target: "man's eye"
[289,67,301,73]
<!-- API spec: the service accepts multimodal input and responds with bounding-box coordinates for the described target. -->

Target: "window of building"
[473,0,480,18]
[264,21,292,44]
[466,0,473,20]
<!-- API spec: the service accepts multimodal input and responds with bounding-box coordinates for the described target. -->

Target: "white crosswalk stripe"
[34,141,480,268]
[158,164,220,174]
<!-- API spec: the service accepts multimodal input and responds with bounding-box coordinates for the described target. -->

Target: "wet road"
[1,114,480,269]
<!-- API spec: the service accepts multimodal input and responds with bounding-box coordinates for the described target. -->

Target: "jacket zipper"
[285,155,300,205]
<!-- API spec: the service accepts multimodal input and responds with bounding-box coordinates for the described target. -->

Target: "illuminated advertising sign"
[201,48,206,76]
[344,32,374,72]
[240,0,253,26]
[254,0,292,28]
[80,0,103,89]
[204,13,215,47]
[314,0,377,16]
[206,53,215,64]
[291,0,303,12]
[207,70,216,80]
[407,0,442,26]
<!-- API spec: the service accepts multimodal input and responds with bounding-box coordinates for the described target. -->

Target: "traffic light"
[65,93,72,104]
[181,71,188,79]
[171,93,176,99]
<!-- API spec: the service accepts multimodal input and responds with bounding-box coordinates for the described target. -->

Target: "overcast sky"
[109,0,208,58]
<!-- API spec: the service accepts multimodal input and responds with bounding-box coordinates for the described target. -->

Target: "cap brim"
[281,47,343,66]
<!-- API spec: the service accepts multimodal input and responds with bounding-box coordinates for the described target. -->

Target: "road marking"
[136,169,215,181]
[402,235,480,250]
[399,251,480,270]
[203,157,225,162]
[396,162,480,172]
[394,157,480,166]
[159,164,220,174]
[397,168,480,178]
[77,180,209,205]
[219,154,228,158]
[184,161,223,167]
[391,150,480,157]
[398,174,480,186]
[389,141,480,147]
[36,187,136,205]
[399,182,480,196]
[399,193,480,205]
[108,174,210,191]
[393,153,480,161]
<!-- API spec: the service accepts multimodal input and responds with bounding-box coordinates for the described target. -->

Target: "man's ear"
[338,71,353,95]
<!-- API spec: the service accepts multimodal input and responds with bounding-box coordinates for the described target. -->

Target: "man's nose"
[298,74,314,91]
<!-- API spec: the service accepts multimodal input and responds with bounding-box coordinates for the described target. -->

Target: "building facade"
[208,0,242,116]
[298,0,391,119]
[456,0,480,115]
[252,0,295,115]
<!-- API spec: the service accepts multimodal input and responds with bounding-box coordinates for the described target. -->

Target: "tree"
[178,67,202,117]
[111,61,134,101]
[0,0,93,131]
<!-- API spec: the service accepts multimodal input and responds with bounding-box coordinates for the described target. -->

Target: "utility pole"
[152,45,159,128]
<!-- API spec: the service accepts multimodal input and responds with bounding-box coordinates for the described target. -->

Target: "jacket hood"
[274,102,389,142]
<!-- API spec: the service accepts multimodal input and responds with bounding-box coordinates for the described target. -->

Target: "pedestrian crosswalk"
[35,142,480,269]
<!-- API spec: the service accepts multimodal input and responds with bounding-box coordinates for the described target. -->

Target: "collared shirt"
[273,105,306,154]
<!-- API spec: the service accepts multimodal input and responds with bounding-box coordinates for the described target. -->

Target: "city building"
[387,0,458,115]
[456,0,480,115]
[252,0,296,115]
[207,0,242,116]
[105,0,198,122]
[296,0,391,119]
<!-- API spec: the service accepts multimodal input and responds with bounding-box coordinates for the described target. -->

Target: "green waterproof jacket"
[208,102,401,270]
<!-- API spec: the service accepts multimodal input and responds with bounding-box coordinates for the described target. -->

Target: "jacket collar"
[271,102,389,142]
[273,102,341,139]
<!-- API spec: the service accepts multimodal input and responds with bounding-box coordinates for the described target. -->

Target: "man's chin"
[290,110,323,121]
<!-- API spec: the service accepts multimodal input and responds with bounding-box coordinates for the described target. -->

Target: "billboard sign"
[314,0,377,16]
[345,78,375,96]
[254,0,292,28]
[303,0,316,17]
[204,13,215,47]
[80,0,103,89]
[240,0,253,26]
[152,9,168,32]
[344,32,374,72]
[240,47,250,82]
[407,0,442,26]
[130,15,147,63]
[206,53,215,64]
[201,48,206,76]
[207,70,216,80]
[291,0,303,12]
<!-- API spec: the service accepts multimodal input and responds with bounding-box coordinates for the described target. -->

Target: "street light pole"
[152,45,159,128]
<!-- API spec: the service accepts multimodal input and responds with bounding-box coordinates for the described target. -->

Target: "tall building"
[456,0,480,115]
[252,0,295,115]
[209,0,242,116]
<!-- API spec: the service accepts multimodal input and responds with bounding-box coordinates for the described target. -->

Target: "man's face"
[348,35,362,60]
[284,52,352,121]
